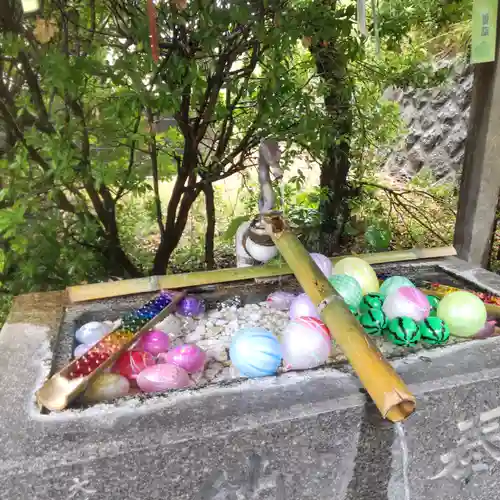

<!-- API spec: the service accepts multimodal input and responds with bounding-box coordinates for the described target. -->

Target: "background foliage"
[0,0,472,325]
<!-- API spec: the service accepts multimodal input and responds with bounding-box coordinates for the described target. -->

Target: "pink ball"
[157,344,207,373]
[289,293,319,320]
[382,286,431,321]
[136,330,170,355]
[310,253,333,278]
[136,363,191,393]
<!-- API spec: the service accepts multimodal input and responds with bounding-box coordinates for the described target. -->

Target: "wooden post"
[454,11,500,267]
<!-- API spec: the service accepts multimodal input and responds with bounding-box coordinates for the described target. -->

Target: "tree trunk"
[311,43,353,256]
[204,182,216,270]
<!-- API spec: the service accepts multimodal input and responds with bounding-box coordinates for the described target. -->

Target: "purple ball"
[157,344,207,373]
[310,253,333,278]
[177,296,205,317]
[289,293,319,320]
[136,330,170,355]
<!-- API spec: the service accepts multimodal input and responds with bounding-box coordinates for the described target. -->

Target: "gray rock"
[421,127,443,151]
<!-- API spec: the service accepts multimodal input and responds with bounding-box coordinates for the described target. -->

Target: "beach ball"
[136,330,170,355]
[310,253,333,278]
[437,291,487,337]
[289,293,319,320]
[158,344,207,373]
[380,276,415,297]
[359,293,385,313]
[382,286,430,321]
[137,363,191,393]
[333,257,379,295]
[75,321,112,345]
[266,291,296,310]
[83,373,130,403]
[418,317,450,345]
[385,317,421,346]
[359,309,388,336]
[112,351,155,381]
[427,295,440,316]
[229,327,282,378]
[281,317,331,370]
[328,274,363,309]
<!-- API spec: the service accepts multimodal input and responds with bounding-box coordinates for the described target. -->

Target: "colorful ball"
[349,305,360,318]
[83,373,130,403]
[359,309,388,336]
[112,351,156,381]
[75,321,112,345]
[289,293,319,320]
[178,296,205,317]
[158,344,207,373]
[473,320,497,339]
[310,253,333,278]
[382,286,430,321]
[328,274,363,309]
[332,257,379,295]
[437,291,487,338]
[281,317,331,370]
[266,291,296,310]
[379,276,415,297]
[136,330,170,355]
[229,327,282,378]
[359,293,385,313]
[418,317,450,345]
[426,295,440,316]
[385,317,421,346]
[136,363,191,393]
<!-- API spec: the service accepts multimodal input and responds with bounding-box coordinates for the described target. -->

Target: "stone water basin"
[4,256,500,499]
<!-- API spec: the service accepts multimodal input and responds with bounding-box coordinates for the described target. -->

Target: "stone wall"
[383,64,473,183]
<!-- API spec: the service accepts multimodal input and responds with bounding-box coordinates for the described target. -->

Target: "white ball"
[75,321,111,345]
[281,317,331,370]
[74,343,93,358]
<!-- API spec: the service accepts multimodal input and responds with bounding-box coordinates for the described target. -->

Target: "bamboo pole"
[66,246,457,303]
[262,211,415,422]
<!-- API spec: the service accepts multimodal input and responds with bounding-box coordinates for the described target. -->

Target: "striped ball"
[419,317,450,345]
[359,308,387,336]
[426,295,440,316]
[229,327,282,378]
[385,317,421,346]
[359,293,385,313]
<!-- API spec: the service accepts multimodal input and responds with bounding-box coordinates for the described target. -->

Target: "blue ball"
[229,327,282,378]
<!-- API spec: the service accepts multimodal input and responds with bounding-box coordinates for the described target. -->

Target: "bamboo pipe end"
[383,390,416,422]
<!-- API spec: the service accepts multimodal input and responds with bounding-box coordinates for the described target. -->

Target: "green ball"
[426,295,440,316]
[380,276,415,297]
[418,317,450,345]
[359,308,388,336]
[359,293,385,313]
[349,305,360,318]
[437,291,487,337]
[386,317,421,346]
[328,274,363,309]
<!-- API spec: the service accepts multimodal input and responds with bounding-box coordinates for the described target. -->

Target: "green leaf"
[365,223,391,250]
[223,215,251,241]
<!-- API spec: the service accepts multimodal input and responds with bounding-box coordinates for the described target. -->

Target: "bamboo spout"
[262,211,416,422]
